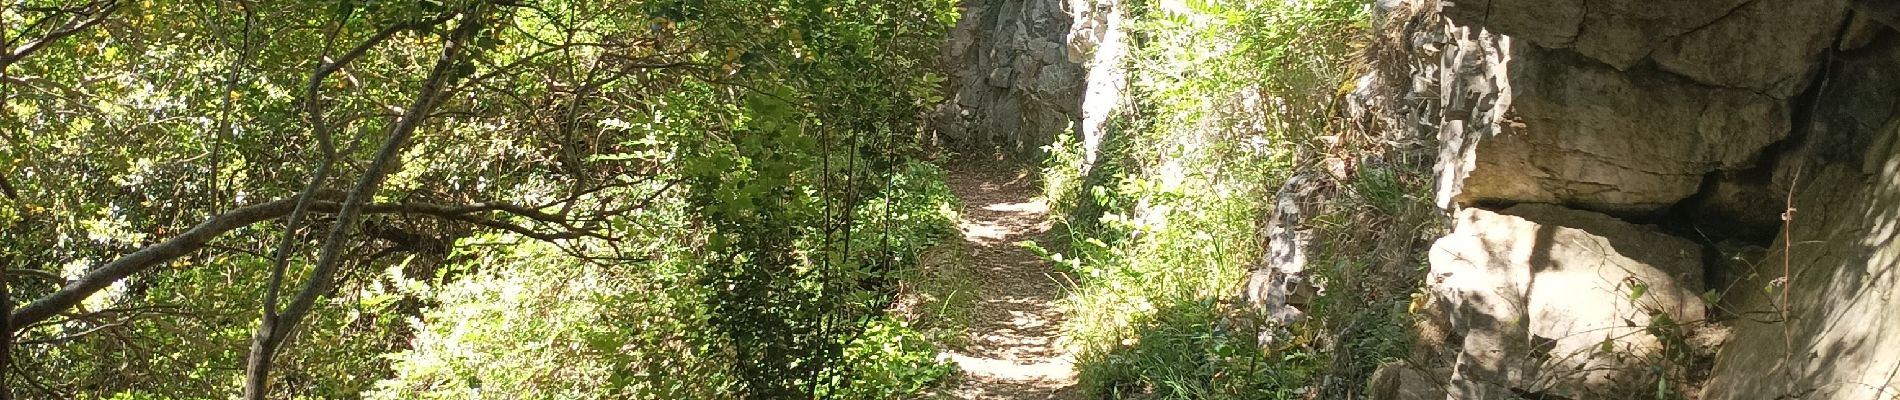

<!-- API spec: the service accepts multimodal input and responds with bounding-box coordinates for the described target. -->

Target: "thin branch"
[0,1,121,70]
[6,197,575,333]
[3,269,60,283]
[14,321,130,346]
[12,305,191,346]
[209,2,257,212]
[244,5,490,398]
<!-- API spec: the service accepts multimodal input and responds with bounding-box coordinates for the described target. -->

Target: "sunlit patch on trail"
[940,166,1079,399]
[943,352,1077,386]
[983,201,1049,214]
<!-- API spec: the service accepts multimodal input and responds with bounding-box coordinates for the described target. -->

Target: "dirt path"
[940,163,1079,399]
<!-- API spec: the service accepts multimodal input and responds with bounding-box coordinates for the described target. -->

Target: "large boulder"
[1423,204,1706,398]
[1423,0,1850,214]
[1380,0,1900,399]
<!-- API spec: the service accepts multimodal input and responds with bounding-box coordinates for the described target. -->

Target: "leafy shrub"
[369,161,963,399]
[370,236,739,399]
[823,318,959,400]
[1,1,964,398]
[1040,0,1372,398]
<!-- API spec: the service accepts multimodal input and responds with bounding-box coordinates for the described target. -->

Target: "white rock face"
[1069,0,1123,174]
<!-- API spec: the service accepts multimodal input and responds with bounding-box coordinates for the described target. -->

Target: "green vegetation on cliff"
[1037,0,1439,398]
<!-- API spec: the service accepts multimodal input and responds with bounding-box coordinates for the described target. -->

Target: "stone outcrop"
[933,0,1094,156]
[1243,173,1324,338]
[1697,35,1900,400]
[1426,9,1803,214]
[1422,205,1706,398]
[1443,0,1847,97]
[1370,0,1900,398]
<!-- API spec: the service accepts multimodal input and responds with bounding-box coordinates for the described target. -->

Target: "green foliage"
[1079,300,1321,399]
[824,318,959,400]
[1038,0,1372,398]
[369,236,736,399]
[897,240,980,350]
[3,0,962,398]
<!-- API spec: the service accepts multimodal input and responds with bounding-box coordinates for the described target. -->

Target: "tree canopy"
[2,0,960,398]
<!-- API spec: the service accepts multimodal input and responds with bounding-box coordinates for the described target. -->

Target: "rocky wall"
[933,0,1106,157]
[1365,0,1900,398]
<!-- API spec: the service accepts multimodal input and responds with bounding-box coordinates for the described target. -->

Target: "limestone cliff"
[1363,0,1900,398]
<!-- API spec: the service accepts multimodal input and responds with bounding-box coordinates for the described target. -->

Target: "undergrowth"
[1036,0,1442,398]
[372,161,965,399]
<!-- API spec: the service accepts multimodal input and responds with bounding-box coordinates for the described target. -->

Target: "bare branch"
[244,5,491,398]
[0,1,121,70]
[3,269,59,283]
[244,13,459,393]
[208,2,257,212]
[5,197,577,333]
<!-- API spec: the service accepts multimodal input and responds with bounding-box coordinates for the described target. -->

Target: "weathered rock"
[1437,40,1790,214]
[1440,0,1585,50]
[1853,0,1900,31]
[986,66,1014,88]
[1380,0,1900,399]
[1028,39,1066,64]
[934,0,1091,156]
[1443,0,1743,69]
[1839,12,1887,51]
[1426,204,1706,397]
[1244,173,1325,339]
[1650,0,1849,97]
[1426,22,1514,211]
[1443,0,1847,98]
[1699,36,1900,400]
[1368,362,1450,400]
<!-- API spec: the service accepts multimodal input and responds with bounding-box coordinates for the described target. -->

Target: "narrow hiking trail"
[940,163,1080,399]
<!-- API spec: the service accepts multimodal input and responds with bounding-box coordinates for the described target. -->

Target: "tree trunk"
[2,264,12,400]
[240,5,489,398]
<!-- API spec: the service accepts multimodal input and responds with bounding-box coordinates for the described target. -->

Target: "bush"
[1040,0,1375,398]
